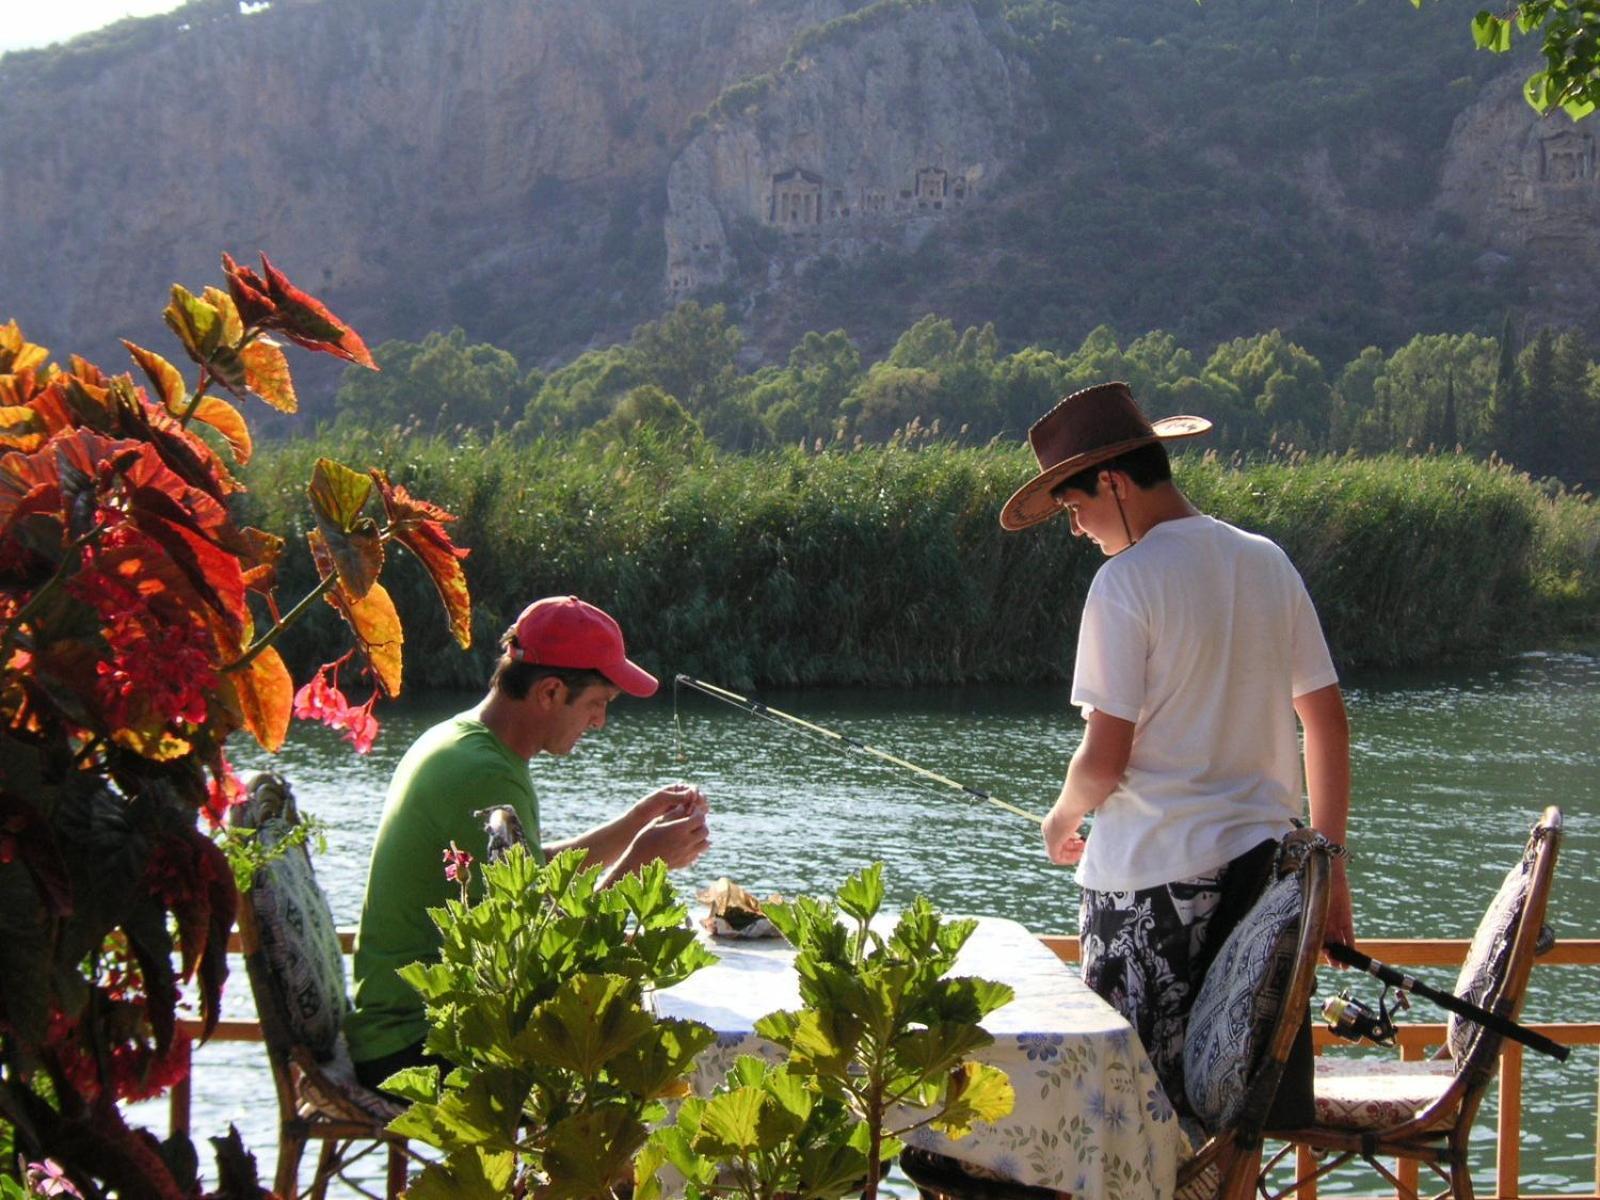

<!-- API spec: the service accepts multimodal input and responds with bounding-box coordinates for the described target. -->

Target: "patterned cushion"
[1309,1055,1456,1132]
[1446,843,1532,1069]
[295,1040,407,1124]
[232,774,349,1064]
[1183,872,1302,1131]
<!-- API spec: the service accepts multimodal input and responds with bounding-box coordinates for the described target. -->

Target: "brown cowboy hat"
[999,381,1211,531]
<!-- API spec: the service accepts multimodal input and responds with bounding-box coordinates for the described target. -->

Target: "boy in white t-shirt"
[1000,381,1353,1120]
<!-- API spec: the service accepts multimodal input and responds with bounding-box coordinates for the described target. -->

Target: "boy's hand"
[1041,805,1088,865]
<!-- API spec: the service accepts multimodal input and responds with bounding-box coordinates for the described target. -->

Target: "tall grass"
[237,433,1600,691]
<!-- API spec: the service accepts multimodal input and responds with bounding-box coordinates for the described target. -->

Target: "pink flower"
[443,842,473,887]
[26,1159,83,1198]
[293,659,382,754]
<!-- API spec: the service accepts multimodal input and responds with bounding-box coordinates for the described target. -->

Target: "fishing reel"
[1322,984,1408,1046]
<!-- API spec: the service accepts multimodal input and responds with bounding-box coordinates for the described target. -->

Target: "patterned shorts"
[1078,839,1278,1122]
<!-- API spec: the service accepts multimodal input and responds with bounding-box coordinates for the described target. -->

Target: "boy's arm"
[1294,682,1354,954]
[1041,708,1134,865]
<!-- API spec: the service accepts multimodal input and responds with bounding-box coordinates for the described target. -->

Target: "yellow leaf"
[202,285,246,345]
[122,340,187,411]
[336,577,405,698]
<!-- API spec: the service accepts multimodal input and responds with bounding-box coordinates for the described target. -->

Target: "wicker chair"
[1176,829,1334,1200]
[231,774,414,1200]
[1257,806,1563,1200]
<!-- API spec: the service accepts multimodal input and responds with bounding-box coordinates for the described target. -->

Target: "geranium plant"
[383,846,718,1200]
[638,863,1016,1200]
[0,253,472,1200]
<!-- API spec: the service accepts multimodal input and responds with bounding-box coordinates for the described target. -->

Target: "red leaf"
[257,253,376,369]
[374,472,473,648]
[220,251,276,327]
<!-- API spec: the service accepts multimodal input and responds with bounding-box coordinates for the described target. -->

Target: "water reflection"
[134,652,1599,1195]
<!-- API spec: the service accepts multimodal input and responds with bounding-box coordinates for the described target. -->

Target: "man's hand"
[631,782,708,828]
[1041,804,1089,865]
[627,805,711,871]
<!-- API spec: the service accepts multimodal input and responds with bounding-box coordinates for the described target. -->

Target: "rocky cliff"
[2,0,1598,396]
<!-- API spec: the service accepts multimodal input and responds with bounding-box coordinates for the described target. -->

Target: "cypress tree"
[1486,312,1521,461]
[1441,369,1458,450]
[1518,328,1558,478]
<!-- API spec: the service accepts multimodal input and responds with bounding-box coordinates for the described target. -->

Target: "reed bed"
[238,433,1600,690]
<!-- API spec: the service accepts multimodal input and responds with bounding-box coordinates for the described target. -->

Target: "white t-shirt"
[1071,515,1338,892]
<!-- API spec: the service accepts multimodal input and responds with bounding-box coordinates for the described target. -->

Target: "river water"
[132,651,1600,1195]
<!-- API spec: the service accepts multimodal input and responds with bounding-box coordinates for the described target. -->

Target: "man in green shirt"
[347,595,711,1087]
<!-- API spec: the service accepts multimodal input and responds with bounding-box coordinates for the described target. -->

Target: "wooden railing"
[173,934,1600,1200]
[1041,935,1600,1200]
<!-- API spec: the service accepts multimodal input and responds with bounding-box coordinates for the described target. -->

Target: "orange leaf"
[0,405,46,453]
[374,473,473,648]
[237,526,286,593]
[122,340,186,411]
[229,644,292,752]
[189,395,252,465]
[309,530,404,697]
[240,337,298,414]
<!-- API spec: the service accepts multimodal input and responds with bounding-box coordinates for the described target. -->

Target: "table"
[655,915,1181,1200]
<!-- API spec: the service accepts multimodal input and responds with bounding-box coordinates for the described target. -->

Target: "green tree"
[1485,313,1523,461]
[1332,346,1387,453]
[1432,0,1600,119]
[1370,333,1497,453]
[629,301,744,421]
[1519,327,1559,477]
[334,327,535,434]
[1203,330,1332,451]
[522,346,648,438]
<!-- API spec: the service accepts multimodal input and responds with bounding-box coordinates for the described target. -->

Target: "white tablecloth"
[656,914,1180,1200]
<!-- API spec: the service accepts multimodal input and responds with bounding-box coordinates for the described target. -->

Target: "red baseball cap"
[507,596,658,698]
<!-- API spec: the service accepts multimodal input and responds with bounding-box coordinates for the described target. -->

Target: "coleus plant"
[382,846,719,1200]
[636,863,1016,1200]
[0,253,472,1200]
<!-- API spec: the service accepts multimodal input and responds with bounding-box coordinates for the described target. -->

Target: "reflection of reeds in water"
[241,432,1600,687]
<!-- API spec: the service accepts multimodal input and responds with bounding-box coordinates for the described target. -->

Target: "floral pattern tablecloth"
[655,914,1181,1200]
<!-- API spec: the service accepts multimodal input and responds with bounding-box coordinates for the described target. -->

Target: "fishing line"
[672,674,1045,824]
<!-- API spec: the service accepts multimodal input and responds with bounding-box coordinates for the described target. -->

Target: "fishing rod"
[1324,942,1569,1062]
[673,674,1046,824]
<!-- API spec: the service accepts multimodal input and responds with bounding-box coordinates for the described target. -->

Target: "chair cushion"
[1446,843,1532,1069]
[232,775,349,1063]
[295,1039,407,1124]
[1308,1055,1456,1132]
[1184,872,1302,1131]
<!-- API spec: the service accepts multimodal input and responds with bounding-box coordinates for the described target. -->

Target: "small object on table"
[696,877,785,939]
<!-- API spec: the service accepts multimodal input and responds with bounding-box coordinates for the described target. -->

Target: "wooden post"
[1497,1042,1525,1200]
[1398,1041,1423,1199]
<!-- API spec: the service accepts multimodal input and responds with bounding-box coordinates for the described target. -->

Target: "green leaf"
[835,861,884,923]
[890,1023,995,1086]
[307,463,384,599]
[308,456,375,533]
[163,285,224,364]
[538,1105,649,1200]
[379,1064,440,1104]
[693,1086,767,1155]
[403,1150,517,1200]
[1473,11,1514,51]
[796,1138,874,1199]
[386,1071,525,1155]
[522,973,654,1076]
[607,1017,717,1100]
[928,1062,1015,1139]
[915,975,1016,1025]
